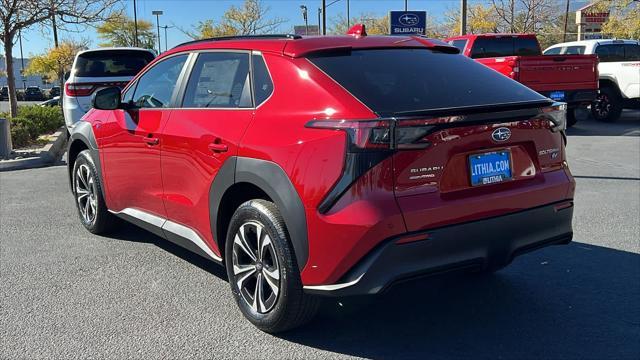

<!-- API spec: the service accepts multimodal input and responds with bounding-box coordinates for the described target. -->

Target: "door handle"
[143,136,159,145]
[208,142,228,153]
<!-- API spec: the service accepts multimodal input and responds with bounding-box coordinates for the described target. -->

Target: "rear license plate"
[469,151,512,186]
[549,91,565,101]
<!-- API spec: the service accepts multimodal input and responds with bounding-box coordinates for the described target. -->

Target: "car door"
[161,51,262,257]
[100,54,189,221]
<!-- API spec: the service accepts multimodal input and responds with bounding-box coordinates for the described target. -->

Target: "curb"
[0,127,68,172]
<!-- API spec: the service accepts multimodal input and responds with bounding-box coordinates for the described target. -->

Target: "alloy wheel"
[593,93,611,119]
[75,164,97,224]
[232,221,281,314]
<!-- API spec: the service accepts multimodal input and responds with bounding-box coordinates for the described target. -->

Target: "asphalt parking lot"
[1,111,639,359]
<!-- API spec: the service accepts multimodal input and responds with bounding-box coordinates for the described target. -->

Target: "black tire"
[566,107,578,128]
[592,86,623,122]
[72,150,118,234]
[225,199,319,333]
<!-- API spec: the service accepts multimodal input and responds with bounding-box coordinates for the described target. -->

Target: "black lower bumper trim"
[304,201,573,297]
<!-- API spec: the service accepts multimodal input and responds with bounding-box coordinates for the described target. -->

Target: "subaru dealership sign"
[389,11,427,35]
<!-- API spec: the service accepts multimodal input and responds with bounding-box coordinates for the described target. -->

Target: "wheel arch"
[599,78,621,96]
[210,156,309,270]
[67,122,104,198]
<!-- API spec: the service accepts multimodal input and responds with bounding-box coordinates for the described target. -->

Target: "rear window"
[74,50,155,77]
[308,49,547,116]
[471,37,540,58]
[449,39,468,52]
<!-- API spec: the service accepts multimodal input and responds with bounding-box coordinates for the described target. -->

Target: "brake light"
[541,102,567,132]
[64,82,128,97]
[305,118,434,151]
[65,83,95,97]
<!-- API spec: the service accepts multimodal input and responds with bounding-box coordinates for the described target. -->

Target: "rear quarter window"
[74,50,155,77]
[308,49,547,116]
[471,37,540,58]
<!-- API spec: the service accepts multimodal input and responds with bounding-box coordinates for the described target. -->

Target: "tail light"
[306,118,434,151]
[65,82,128,97]
[306,118,435,213]
[65,83,95,97]
[541,102,567,132]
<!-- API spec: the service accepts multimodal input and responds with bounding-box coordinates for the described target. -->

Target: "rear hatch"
[308,48,570,231]
[516,54,599,92]
[67,49,155,112]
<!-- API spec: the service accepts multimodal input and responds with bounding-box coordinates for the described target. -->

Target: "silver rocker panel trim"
[109,208,223,262]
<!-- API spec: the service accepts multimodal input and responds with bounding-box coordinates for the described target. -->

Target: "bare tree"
[1,0,118,118]
[490,0,560,33]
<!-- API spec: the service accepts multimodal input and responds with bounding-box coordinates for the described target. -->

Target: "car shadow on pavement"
[567,110,640,137]
[280,242,640,359]
[107,221,228,281]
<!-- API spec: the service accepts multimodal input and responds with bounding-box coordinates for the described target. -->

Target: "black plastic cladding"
[210,157,309,270]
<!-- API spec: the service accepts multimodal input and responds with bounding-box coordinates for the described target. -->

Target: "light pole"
[322,0,326,35]
[161,25,173,52]
[133,0,139,47]
[318,8,322,35]
[300,5,308,35]
[460,0,467,35]
[321,0,342,35]
[18,30,25,90]
[152,10,163,54]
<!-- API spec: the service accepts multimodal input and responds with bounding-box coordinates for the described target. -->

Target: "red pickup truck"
[446,33,599,126]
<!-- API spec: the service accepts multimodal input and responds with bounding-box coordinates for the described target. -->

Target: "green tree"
[25,40,88,82]
[186,0,287,39]
[598,0,640,39]
[96,11,156,49]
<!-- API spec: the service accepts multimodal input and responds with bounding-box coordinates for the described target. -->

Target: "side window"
[121,80,137,104]
[450,39,468,53]
[544,47,562,55]
[624,44,640,61]
[132,54,188,108]
[182,52,251,108]
[596,44,625,62]
[565,46,586,55]
[252,54,273,106]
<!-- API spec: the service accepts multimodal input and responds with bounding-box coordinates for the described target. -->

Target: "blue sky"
[14,0,588,57]
[15,0,472,56]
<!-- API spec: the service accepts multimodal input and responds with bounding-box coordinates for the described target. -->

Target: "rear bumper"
[539,90,597,106]
[304,201,573,297]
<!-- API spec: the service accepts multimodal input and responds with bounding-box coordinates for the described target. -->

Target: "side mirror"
[92,86,122,110]
[64,71,70,81]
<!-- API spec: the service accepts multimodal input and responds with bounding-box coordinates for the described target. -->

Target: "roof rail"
[173,34,302,49]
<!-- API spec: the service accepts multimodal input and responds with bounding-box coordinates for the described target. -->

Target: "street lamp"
[300,5,308,35]
[161,25,173,52]
[152,10,163,54]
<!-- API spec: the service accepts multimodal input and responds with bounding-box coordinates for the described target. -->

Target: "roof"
[545,38,640,49]
[164,34,458,59]
[445,33,536,41]
[75,47,156,56]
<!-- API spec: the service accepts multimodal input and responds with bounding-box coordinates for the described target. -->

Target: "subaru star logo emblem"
[492,127,511,142]
[399,13,419,26]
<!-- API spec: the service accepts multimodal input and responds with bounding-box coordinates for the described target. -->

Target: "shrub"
[1,105,64,148]
[9,118,32,148]
[16,105,64,134]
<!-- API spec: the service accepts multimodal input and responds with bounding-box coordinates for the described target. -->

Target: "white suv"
[63,48,155,130]
[544,39,640,122]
